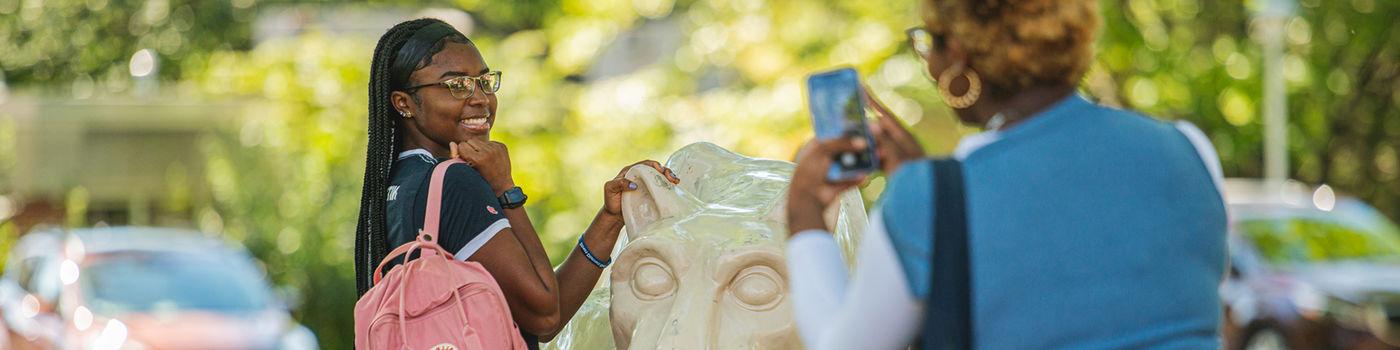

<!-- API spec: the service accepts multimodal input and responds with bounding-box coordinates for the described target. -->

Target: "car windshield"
[79,250,272,315]
[1238,212,1400,265]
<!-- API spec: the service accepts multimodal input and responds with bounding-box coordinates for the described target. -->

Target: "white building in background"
[2,94,244,231]
[1,93,243,231]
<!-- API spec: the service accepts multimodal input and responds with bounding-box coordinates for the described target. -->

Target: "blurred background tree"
[188,33,371,347]
[1092,0,1400,216]
[0,0,1395,348]
[0,0,255,92]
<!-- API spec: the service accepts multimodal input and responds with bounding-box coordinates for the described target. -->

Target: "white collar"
[397,148,433,160]
[952,130,1001,160]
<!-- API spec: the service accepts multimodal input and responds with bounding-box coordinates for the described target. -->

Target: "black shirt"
[386,150,508,261]
[384,150,539,349]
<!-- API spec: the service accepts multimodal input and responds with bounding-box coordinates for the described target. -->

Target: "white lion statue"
[545,142,866,349]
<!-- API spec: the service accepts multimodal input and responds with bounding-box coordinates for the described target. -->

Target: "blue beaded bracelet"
[578,235,611,268]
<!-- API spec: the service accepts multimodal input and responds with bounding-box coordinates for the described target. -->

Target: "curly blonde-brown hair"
[922,0,1100,94]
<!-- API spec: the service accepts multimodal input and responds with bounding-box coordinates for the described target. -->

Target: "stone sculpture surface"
[545,142,866,350]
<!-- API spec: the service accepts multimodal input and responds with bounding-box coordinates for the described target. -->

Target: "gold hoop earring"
[938,63,981,109]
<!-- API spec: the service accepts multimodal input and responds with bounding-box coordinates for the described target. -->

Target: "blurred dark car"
[1222,179,1400,350]
[0,227,317,350]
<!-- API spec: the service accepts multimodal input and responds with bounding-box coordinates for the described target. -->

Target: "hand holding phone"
[806,68,879,182]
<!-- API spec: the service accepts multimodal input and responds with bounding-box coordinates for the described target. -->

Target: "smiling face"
[391,41,498,153]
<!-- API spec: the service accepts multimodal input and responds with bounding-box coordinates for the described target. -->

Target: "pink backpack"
[355,158,528,350]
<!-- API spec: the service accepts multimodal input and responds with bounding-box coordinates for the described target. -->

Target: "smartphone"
[806,68,878,182]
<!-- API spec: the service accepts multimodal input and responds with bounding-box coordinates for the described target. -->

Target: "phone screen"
[806,68,878,181]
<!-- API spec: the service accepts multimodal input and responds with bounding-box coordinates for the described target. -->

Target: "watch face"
[502,187,527,207]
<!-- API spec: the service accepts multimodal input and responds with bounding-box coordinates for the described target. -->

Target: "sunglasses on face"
[404,71,502,100]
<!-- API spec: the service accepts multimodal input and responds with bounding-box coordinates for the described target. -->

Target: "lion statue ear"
[621,165,702,239]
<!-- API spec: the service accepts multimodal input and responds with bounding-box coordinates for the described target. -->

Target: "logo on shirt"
[487,206,499,215]
[386,186,399,201]
[431,343,458,350]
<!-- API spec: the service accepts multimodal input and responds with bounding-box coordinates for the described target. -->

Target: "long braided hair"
[356,18,471,295]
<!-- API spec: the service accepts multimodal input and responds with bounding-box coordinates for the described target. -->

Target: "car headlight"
[90,319,128,350]
[1291,283,1368,327]
[279,324,318,350]
[81,319,148,350]
[1291,283,1328,316]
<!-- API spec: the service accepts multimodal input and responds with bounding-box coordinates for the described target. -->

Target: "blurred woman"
[352,18,679,348]
[785,0,1228,348]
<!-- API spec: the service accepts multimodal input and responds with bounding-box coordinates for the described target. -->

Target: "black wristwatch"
[498,186,528,209]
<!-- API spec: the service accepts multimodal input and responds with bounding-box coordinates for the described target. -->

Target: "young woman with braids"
[354,19,679,347]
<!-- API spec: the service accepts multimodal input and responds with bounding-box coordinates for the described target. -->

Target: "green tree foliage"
[0,0,256,92]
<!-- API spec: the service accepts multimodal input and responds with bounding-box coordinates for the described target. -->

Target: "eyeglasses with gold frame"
[404,71,502,100]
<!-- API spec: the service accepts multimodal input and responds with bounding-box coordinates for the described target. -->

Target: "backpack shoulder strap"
[370,158,462,285]
[923,158,972,349]
[422,158,465,238]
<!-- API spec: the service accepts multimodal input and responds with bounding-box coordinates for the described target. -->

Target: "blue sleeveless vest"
[881,95,1227,349]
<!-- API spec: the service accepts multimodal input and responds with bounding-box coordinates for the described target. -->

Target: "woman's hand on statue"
[787,138,867,235]
[451,139,515,194]
[603,160,680,219]
[862,83,925,175]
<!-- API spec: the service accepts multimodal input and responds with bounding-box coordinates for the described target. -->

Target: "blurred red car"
[1222,179,1400,350]
[0,227,317,350]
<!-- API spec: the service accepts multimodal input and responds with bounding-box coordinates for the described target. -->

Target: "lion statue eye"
[729,266,783,311]
[631,258,676,300]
